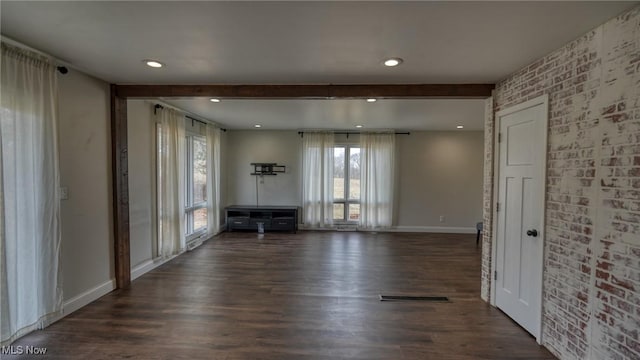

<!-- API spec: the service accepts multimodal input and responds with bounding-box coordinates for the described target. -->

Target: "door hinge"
[496,202,500,212]
[498,132,502,143]
[494,271,497,280]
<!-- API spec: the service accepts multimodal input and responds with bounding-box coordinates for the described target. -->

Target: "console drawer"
[228,217,249,227]
[271,217,294,229]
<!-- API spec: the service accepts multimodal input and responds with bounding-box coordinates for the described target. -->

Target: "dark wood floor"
[8,231,556,359]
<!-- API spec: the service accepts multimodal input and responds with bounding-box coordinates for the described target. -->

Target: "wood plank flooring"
[7,231,556,359]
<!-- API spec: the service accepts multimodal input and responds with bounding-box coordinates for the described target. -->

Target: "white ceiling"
[162,98,486,131]
[2,1,636,130]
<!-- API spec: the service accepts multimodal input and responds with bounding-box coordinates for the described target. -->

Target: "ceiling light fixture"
[254,124,262,128]
[356,125,363,128]
[383,58,403,67]
[366,98,377,103]
[210,98,221,103]
[144,59,164,68]
[457,125,464,129]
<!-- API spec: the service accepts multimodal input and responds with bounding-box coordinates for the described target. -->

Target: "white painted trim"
[297,225,335,231]
[490,110,501,307]
[389,226,476,234]
[535,95,549,345]
[62,279,116,317]
[131,259,161,281]
[297,225,476,234]
[492,94,548,344]
[130,253,184,281]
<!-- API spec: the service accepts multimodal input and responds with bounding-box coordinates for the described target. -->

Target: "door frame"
[490,94,548,344]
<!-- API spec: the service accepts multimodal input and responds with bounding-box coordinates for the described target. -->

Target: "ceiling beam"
[115,83,494,99]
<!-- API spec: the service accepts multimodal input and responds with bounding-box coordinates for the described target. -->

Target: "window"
[185,134,207,238]
[333,145,360,222]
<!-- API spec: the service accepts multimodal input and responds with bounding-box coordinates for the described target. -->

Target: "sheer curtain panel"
[359,133,395,229]
[206,125,221,236]
[156,107,186,258]
[302,132,335,227]
[0,42,63,345]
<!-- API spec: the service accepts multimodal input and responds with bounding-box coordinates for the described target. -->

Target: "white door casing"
[492,95,548,342]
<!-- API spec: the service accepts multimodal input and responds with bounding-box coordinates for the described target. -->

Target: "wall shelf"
[250,163,285,176]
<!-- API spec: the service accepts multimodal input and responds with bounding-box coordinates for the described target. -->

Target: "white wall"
[224,130,483,231]
[127,100,155,268]
[395,131,484,230]
[58,69,114,301]
[225,130,301,207]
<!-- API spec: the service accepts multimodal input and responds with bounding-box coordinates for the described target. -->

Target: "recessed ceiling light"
[366,98,377,103]
[254,124,262,128]
[383,58,403,67]
[144,59,164,68]
[356,125,363,128]
[457,125,464,129]
[210,98,221,103]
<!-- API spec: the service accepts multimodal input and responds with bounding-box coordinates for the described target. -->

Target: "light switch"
[60,186,69,200]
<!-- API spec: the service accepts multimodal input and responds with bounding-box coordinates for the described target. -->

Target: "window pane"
[333,147,345,199]
[348,203,360,221]
[194,208,208,232]
[349,147,360,200]
[333,203,344,221]
[193,137,207,204]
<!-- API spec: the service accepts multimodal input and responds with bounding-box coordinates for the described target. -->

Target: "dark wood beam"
[115,83,494,99]
[110,84,131,289]
[109,81,493,289]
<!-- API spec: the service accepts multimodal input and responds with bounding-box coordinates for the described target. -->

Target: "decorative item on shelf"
[250,163,285,176]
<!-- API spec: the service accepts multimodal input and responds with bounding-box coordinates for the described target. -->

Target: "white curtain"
[359,133,395,229]
[0,42,62,345]
[302,132,334,227]
[206,125,221,236]
[156,107,186,258]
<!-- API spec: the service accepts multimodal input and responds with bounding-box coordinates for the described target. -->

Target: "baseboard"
[131,259,160,281]
[298,225,335,231]
[62,278,116,317]
[389,226,476,234]
[298,225,475,234]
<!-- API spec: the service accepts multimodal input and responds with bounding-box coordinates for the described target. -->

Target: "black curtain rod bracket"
[154,103,226,131]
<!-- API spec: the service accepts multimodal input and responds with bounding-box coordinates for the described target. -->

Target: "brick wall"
[481,97,494,302]
[483,6,640,360]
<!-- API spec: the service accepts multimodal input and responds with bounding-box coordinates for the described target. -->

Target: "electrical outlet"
[439,215,445,223]
[60,186,69,200]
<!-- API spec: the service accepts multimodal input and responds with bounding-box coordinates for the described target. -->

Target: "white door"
[495,96,547,340]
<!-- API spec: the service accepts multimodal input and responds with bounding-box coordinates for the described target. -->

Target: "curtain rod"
[297,131,410,138]
[2,36,70,75]
[154,104,227,132]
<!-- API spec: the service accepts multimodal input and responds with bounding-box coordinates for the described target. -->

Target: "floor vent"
[379,295,450,302]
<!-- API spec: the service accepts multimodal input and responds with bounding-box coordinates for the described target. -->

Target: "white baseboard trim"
[132,259,160,281]
[62,278,116,317]
[389,226,476,234]
[131,253,182,281]
[298,224,476,234]
[298,225,336,231]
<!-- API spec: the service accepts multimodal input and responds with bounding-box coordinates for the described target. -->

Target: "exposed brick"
[484,5,640,360]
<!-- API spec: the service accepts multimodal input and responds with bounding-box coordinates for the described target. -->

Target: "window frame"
[333,144,360,224]
[184,133,208,240]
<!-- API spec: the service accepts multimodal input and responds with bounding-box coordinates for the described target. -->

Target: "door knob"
[526,229,538,237]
